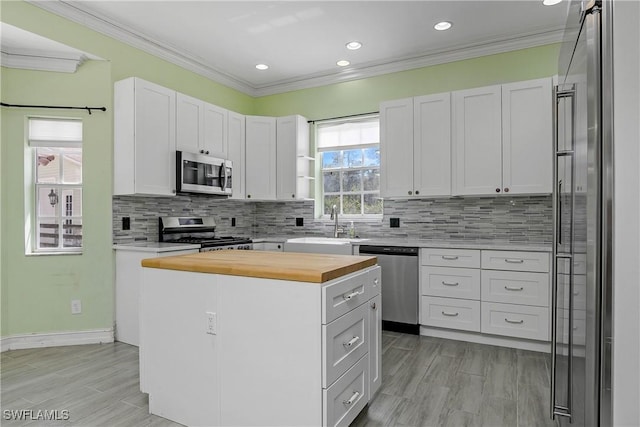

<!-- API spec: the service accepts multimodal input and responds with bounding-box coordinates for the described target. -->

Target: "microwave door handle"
[224,162,230,190]
[218,162,225,189]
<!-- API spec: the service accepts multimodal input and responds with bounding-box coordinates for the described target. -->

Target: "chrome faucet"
[330,204,339,238]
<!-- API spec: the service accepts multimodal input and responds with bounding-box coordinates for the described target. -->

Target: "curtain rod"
[1,102,107,115]
[307,111,378,124]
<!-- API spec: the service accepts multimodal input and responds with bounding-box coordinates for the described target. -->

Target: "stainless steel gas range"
[158,216,252,251]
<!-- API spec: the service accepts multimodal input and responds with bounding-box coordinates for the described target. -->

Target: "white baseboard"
[1,329,114,352]
[420,325,551,353]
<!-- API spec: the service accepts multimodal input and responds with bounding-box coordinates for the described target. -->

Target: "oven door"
[177,151,229,195]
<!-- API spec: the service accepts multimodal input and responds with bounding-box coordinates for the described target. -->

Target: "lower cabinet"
[252,242,284,251]
[419,247,551,347]
[140,264,381,427]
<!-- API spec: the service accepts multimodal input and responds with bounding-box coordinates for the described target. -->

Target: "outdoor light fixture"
[48,189,59,207]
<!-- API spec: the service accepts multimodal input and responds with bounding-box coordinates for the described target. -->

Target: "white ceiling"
[26,0,568,95]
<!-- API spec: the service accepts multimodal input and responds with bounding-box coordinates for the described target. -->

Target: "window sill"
[26,251,83,257]
[315,217,383,224]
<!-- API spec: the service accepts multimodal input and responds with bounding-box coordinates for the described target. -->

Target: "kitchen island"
[139,251,381,427]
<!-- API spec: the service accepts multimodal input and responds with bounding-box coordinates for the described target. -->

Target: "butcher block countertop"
[141,251,377,283]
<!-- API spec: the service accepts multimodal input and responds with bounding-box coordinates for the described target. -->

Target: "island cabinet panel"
[140,262,381,427]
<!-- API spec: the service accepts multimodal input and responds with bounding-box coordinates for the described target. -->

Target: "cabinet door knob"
[247,194,251,198]
[277,245,281,249]
[504,187,509,193]
[200,149,205,154]
[415,190,420,195]
[496,188,501,193]
[205,150,210,155]
[371,302,377,310]
[408,190,413,195]
[292,194,295,198]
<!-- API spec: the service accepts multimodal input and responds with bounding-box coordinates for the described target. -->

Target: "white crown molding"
[0,328,114,352]
[27,0,564,98]
[0,48,87,73]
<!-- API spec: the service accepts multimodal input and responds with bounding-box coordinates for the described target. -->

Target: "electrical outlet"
[206,311,217,335]
[71,299,82,315]
[296,217,304,226]
[122,217,130,230]
[231,217,236,227]
[390,217,400,228]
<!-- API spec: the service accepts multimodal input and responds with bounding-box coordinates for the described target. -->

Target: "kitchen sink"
[283,237,369,255]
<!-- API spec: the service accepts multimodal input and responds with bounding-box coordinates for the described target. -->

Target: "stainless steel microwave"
[176,151,232,196]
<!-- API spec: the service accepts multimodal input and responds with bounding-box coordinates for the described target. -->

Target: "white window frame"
[316,115,382,220]
[28,118,83,254]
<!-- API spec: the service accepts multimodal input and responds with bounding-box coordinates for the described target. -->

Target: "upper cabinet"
[452,85,503,196]
[501,78,553,194]
[227,111,246,200]
[245,116,277,200]
[276,115,311,200]
[380,93,451,198]
[176,93,228,158]
[452,78,552,196]
[114,77,177,196]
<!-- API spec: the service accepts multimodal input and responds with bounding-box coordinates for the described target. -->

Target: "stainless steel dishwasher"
[358,245,419,334]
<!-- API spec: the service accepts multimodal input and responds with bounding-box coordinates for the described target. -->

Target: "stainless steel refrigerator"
[551,0,613,425]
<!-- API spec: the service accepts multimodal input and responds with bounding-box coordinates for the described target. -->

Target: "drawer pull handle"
[442,281,460,287]
[343,391,360,406]
[505,258,525,264]
[343,290,362,301]
[504,318,524,324]
[343,336,360,348]
[442,255,459,260]
[371,302,377,310]
[442,311,459,317]
[504,286,524,291]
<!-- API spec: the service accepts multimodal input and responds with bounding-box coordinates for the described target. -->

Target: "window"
[317,116,382,217]
[29,118,83,252]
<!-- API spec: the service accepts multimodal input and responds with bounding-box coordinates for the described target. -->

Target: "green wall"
[0,0,560,339]
[254,44,560,120]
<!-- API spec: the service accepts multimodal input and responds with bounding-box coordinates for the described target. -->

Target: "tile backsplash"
[113,194,552,244]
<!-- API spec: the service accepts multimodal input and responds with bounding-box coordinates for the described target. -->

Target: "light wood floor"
[1,332,557,426]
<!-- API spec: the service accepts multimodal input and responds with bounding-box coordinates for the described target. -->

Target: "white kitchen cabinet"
[380,93,451,198]
[452,84,503,196]
[114,244,198,347]
[114,77,177,196]
[413,93,452,196]
[176,93,228,158]
[227,111,246,199]
[276,115,312,200]
[501,78,553,194]
[252,242,283,251]
[452,78,553,196]
[368,269,382,398]
[140,264,381,426]
[245,116,277,200]
[380,98,414,197]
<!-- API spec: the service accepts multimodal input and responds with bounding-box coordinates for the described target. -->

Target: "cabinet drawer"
[323,355,369,427]
[323,304,369,388]
[369,266,381,297]
[481,270,549,307]
[421,266,480,300]
[481,250,550,272]
[420,296,480,332]
[481,302,549,341]
[421,248,480,268]
[323,270,371,324]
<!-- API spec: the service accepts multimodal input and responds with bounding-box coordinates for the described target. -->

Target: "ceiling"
[26,0,568,96]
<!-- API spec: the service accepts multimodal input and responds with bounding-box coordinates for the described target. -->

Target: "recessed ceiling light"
[336,60,350,67]
[255,63,269,70]
[346,41,362,50]
[542,0,562,5]
[434,21,452,31]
